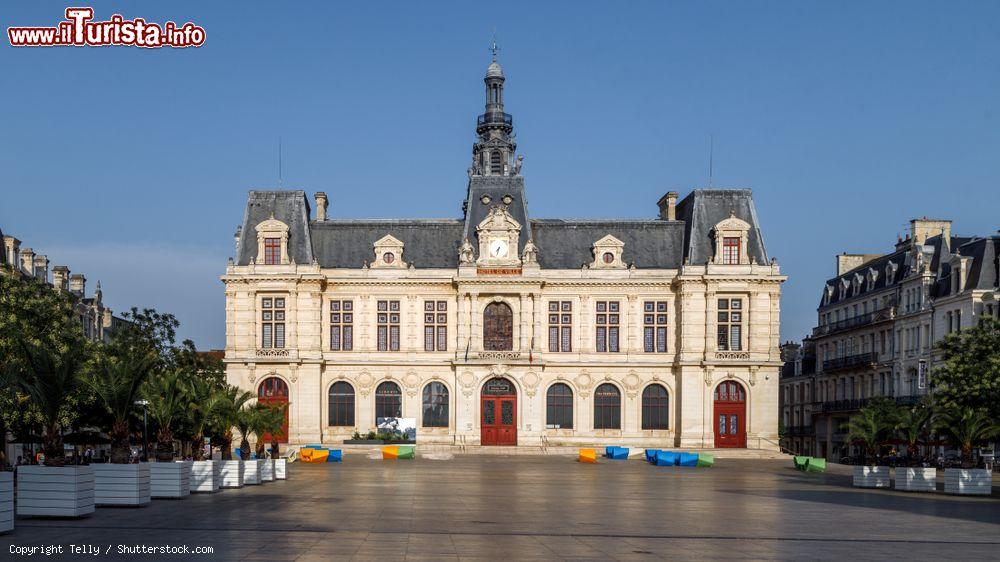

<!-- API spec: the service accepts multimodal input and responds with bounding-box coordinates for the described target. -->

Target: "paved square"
[2,457,999,560]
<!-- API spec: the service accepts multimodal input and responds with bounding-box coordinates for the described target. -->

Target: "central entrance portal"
[481,377,517,446]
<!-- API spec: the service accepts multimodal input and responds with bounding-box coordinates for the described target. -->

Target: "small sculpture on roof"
[459,238,476,264]
[521,238,538,264]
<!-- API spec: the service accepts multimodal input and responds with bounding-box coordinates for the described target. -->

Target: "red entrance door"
[258,377,289,444]
[713,381,746,448]
[481,378,517,446]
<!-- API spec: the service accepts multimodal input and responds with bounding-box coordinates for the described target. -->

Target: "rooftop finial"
[490,28,499,61]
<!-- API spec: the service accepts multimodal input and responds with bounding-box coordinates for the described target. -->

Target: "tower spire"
[471,40,517,177]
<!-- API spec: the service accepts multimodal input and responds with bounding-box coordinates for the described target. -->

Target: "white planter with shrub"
[852,465,890,488]
[16,465,95,517]
[894,467,937,492]
[189,460,220,493]
[242,459,262,485]
[92,463,151,506]
[0,471,13,533]
[944,468,992,495]
[260,459,275,482]
[219,460,243,488]
[275,459,287,480]
[150,461,191,498]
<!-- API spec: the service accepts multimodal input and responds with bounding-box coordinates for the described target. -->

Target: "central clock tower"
[475,206,522,268]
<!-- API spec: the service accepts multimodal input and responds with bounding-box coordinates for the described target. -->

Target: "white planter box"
[1,472,13,533]
[261,459,275,482]
[92,463,151,506]
[895,467,937,492]
[16,465,95,517]
[944,468,992,495]
[852,465,891,488]
[219,460,243,488]
[242,459,262,485]
[275,459,287,480]
[150,461,190,498]
[189,460,220,493]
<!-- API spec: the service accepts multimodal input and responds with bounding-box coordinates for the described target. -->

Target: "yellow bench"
[578,448,597,463]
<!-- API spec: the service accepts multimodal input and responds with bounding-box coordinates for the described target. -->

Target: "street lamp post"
[135,399,149,462]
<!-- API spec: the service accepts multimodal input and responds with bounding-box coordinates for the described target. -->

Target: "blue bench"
[605,446,629,460]
[655,451,679,466]
[644,449,661,463]
[678,452,699,467]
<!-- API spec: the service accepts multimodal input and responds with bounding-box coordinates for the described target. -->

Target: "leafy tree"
[85,351,159,463]
[186,376,226,461]
[0,269,90,466]
[235,406,257,461]
[214,385,254,460]
[932,316,1000,421]
[935,405,1000,467]
[250,403,286,458]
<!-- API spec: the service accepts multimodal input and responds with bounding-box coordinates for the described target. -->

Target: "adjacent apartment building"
[223,55,786,450]
[781,219,1000,460]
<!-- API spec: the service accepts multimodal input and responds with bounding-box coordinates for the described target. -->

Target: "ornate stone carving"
[476,206,522,268]
[590,235,626,269]
[458,370,478,397]
[521,239,538,264]
[403,370,421,397]
[624,371,641,392]
[372,234,406,269]
[575,371,593,398]
[749,366,759,387]
[255,348,289,358]
[459,238,476,264]
[704,366,715,387]
[522,370,540,397]
[357,371,375,396]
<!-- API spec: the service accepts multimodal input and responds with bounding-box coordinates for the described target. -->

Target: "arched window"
[483,302,513,351]
[546,383,573,429]
[422,382,449,428]
[328,381,355,427]
[258,377,288,399]
[593,383,621,430]
[375,381,402,421]
[713,380,746,402]
[641,384,669,430]
[490,151,503,174]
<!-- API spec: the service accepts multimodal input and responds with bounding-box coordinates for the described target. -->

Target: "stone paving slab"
[1,457,998,560]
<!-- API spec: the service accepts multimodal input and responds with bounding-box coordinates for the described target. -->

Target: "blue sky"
[2,1,998,349]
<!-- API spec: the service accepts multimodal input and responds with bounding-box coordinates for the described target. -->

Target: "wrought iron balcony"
[785,425,815,437]
[822,352,879,373]
[813,307,895,337]
[477,112,513,127]
[822,399,868,413]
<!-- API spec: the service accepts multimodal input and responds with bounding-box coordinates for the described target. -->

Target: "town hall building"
[223,54,786,450]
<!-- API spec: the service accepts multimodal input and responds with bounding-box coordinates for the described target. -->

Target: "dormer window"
[372,235,406,269]
[722,237,741,265]
[711,213,752,265]
[591,235,626,269]
[264,238,281,265]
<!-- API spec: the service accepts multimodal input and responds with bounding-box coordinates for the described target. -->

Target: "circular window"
[603,252,615,264]
[383,252,395,264]
[502,195,514,205]
[480,195,492,205]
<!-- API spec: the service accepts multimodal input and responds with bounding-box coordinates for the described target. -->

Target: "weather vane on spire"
[490,28,499,61]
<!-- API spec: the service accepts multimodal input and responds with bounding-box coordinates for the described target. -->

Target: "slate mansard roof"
[234,185,770,271]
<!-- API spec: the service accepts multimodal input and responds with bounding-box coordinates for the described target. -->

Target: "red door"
[713,381,746,448]
[481,378,517,446]
[258,377,289,444]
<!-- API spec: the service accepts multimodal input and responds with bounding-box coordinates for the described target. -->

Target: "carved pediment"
[476,206,522,267]
[713,213,751,233]
[591,235,626,269]
[372,234,406,268]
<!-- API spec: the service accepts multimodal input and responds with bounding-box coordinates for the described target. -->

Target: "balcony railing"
[822,352,879,373]
[823,399,868,413]
[813,307,895,337]
[477,112,513,127]
[785,425,815,437]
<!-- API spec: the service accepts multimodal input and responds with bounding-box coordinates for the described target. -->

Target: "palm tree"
[234,406,258,461]
[894,403,933,465]
[844,407,891,466]
[186,377,225,462]
[85,352,158,463]
[217,385,254,460]
[249,403,287,459]
[13,342,85,466]
[936,405,1000,467]
[143,368,187,461]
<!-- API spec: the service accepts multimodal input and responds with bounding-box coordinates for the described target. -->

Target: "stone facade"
[224,56,785,450]
[781,219,1000,460]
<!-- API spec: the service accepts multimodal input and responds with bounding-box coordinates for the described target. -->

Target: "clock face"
[489,239,509,258]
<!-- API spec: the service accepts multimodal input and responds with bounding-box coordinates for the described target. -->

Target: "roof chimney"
[52,266,70,292]
[657,191,678,221]
[910,218,951,246]
[315,192,329,221]
[20,247,35,277]
[2,235,20,267]
[69,273,86,297]
[33,254,49,282]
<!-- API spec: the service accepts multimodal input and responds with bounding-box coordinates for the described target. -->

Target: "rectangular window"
[643,301,668,352]
[261,296,286,349]
[264,237,281,265]
[722,237,740,264]
[548,301,572,352]
[717,297,744,351]
[595,301,620,352]
[423,300,448,351]
[329,300,353,351]
[377,300,401,352]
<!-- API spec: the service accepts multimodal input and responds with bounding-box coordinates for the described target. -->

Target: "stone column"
[287,287,298,350]
[531,293,542,351]
[579,295,591,352]
[519,293,528,351]
[360,295,372,350]
[627,294,640,353]
[456,292,467,353]
[469,293,479,351]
